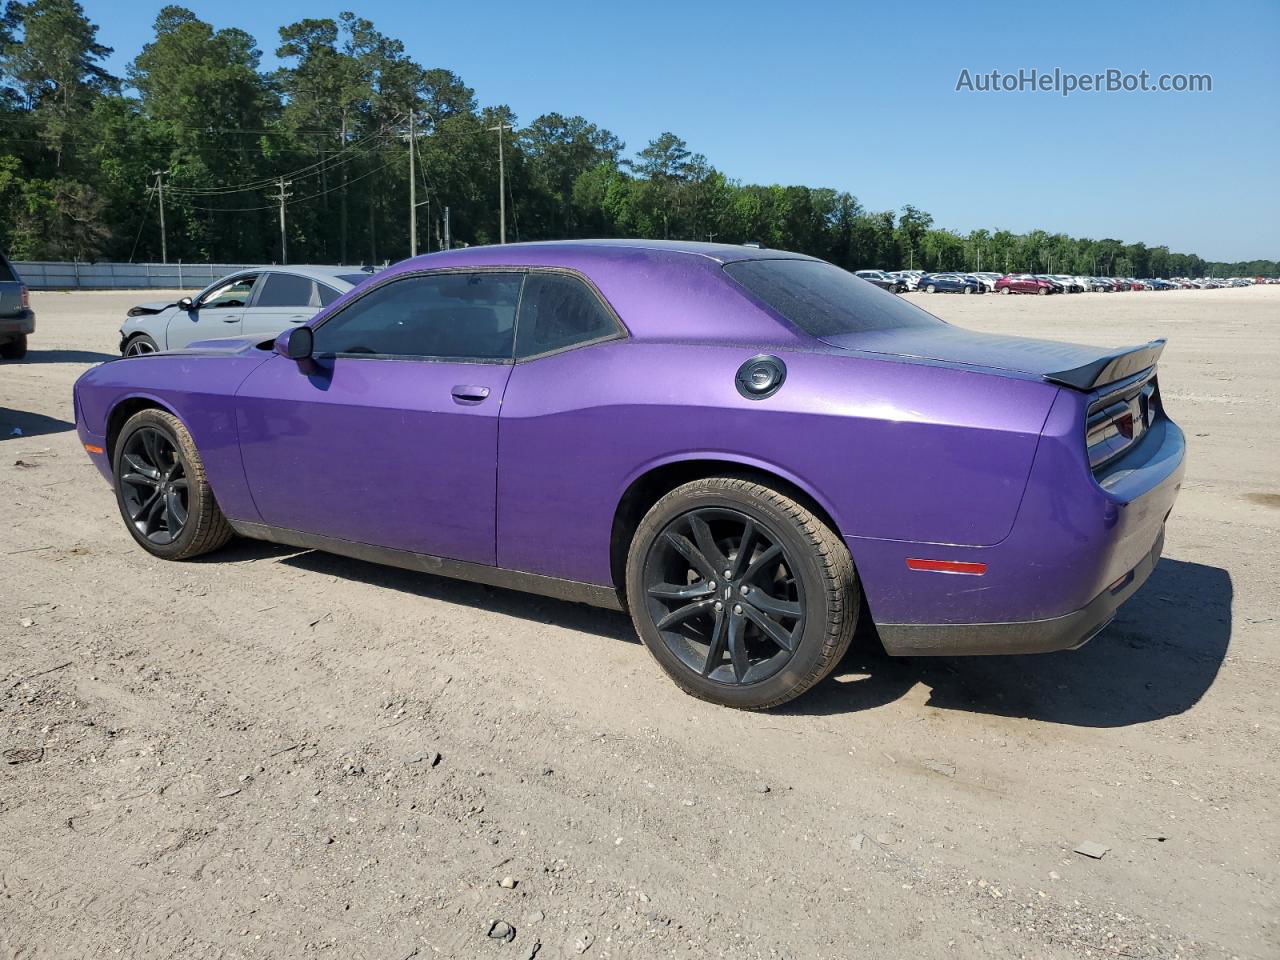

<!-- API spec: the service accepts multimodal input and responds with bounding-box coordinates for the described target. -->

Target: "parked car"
[918,273,981,294]
[0,248,34,360]
[892,270,926,291]
[994,274,1057,295]
[854,269,904,293]
[73,240,1184,709]
[119,266,375,356]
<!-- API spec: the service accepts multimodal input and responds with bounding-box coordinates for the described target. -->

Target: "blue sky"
[87,0,1277,261]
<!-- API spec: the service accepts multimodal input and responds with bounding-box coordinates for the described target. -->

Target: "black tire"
[0,335,27,360]
[122,333,159,357]
[925,283,936,294]
[112,408,233,560]
[1037,286,1048,295]
[962,285,972,294]
[625,477,859,710]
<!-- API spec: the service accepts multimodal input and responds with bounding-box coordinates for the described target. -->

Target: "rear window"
[724,259,942,337]
[0,254,15,283]
[338,273,371,286]
[256,273,315,307]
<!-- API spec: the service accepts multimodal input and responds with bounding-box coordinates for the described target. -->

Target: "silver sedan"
[119,266,375,356]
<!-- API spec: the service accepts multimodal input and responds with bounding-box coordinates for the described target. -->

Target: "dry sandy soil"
[1,284,1277,960]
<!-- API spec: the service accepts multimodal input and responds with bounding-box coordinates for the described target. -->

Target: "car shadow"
[787,558,1232,727]
[207,540,1231,727]
[15,349,116,364]
[214,540,637,644]
[0,407,75,439]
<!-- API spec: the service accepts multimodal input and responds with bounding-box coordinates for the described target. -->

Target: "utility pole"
[273,176,293,265]
[706,232,718,243]
[408,112,418,256]
[151,170,168,264]
[443,205,451,250]
[488,121,512,243]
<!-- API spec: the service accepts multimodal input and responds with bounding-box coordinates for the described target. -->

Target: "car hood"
[128,299,180,316]
[818,324,1121,382]
[162,333,271,356]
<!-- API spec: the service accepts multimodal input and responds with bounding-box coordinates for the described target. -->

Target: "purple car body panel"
[235,355,512,565]
[72,240,1185,657]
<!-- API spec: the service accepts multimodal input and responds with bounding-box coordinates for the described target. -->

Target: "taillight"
[1087,375,1158,471]
[20,285,29,308]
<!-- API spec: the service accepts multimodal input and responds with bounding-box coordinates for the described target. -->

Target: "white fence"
[13,261,354,290]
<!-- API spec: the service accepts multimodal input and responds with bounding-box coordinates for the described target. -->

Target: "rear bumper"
[877,526,1164,655]
[855,395,1185,657]
[0,310,34,338]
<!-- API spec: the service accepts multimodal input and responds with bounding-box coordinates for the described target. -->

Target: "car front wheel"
[626,477,858,709]
[113,408,234,560]
[1038,286,1048,295]
[123,333,159,357]
[926,284,936,293]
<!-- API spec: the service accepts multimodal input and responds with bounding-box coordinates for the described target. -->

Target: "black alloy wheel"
[642,507,805,686]
[112,408,233,560]
[626,477,859,709]
[118,426,189,545]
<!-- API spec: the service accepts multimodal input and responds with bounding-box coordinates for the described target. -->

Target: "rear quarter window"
[724,259,942,337]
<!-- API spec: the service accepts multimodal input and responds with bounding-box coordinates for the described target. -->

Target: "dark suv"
[0,250,34,359]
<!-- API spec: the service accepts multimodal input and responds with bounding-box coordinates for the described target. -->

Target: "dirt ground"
[2,284,1277,960]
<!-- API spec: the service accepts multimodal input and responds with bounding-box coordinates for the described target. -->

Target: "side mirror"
[178,296,195,311]
[275,325,314,361]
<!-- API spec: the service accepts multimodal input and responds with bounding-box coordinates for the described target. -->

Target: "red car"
[994,274,1058,295]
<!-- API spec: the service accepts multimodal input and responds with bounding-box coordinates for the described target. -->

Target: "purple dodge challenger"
[73,241,1184,709]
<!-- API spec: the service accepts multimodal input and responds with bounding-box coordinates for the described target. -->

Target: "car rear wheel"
[625,477,858,710]
[1,335,27,359]
[123,333,159,357]
[113,408,233,561]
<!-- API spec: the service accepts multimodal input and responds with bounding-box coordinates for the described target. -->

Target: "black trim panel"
[227,520,625,611]
[877,527,1164,656]
[1044,339,1165,391]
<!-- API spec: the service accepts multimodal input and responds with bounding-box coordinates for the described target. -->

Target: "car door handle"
[221,316,240,323]
[451,385,490,404]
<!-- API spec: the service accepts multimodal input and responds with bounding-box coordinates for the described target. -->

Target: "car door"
[495,270,628,578]
[234,270,524,566]
[241,271,319,342]
[167,273,258,348]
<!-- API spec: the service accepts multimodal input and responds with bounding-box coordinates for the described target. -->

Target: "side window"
[256,273,315,307]
[200,275,256,309]
[515,273,619,359]
[312,272,523,361]
[317,284,342,307]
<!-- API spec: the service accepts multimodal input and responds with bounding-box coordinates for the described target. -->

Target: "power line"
[162,125,399,197]
[185,155,401,213]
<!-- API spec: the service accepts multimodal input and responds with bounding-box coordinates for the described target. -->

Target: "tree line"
[1,1,1275,278]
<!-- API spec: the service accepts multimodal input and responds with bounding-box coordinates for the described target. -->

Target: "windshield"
[723,259,942,338]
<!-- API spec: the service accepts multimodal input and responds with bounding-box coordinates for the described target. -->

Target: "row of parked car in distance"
[855,268,1267,295]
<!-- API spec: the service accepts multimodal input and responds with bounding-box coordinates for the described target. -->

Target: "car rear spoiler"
[1043,339,1165,391]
